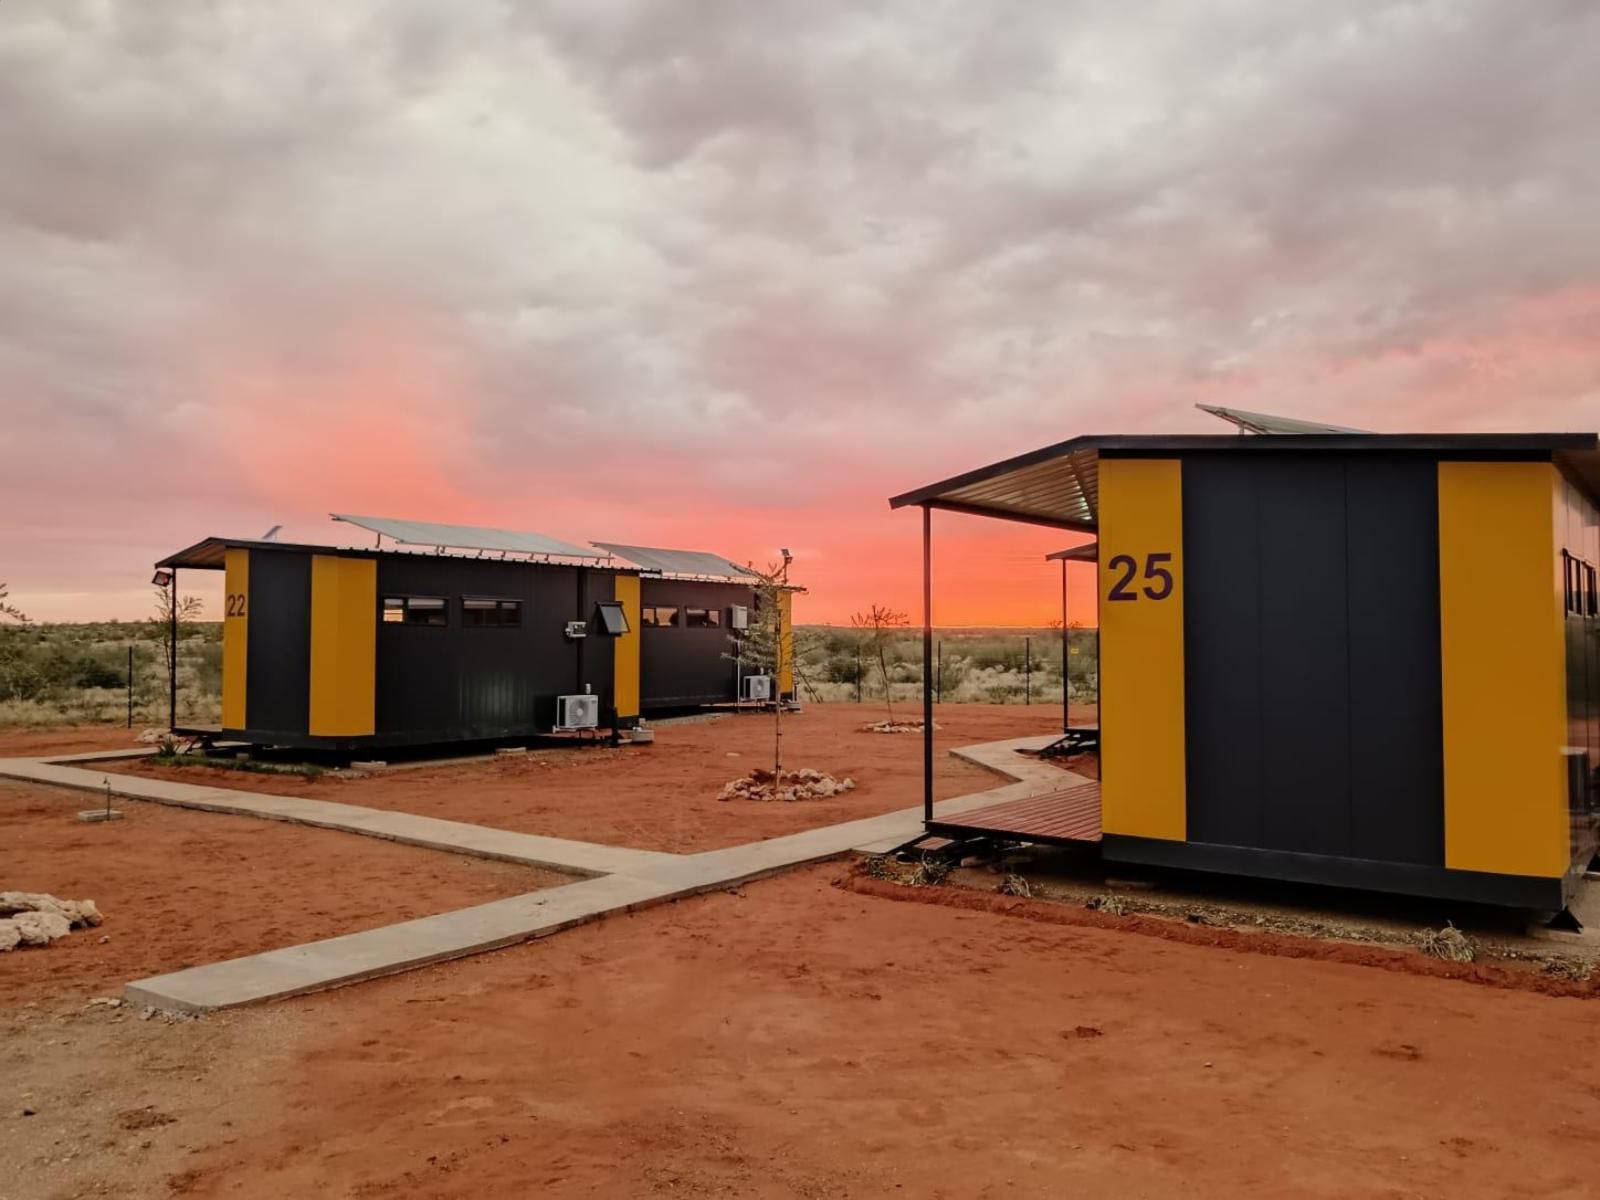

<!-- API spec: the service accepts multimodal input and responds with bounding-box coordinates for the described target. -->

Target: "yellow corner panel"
[308,555,377,737]
[1438,462,1568,877]
[221,548,249,730]
[779,590,794,695]
[1098,458,1187,841]
[613,574,641,719]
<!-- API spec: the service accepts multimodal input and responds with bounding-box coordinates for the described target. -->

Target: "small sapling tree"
[150,585,203,722]
[850,604,910,727]
[726,562,791,777]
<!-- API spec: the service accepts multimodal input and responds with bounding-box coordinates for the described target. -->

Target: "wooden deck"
[928,781,1102,845]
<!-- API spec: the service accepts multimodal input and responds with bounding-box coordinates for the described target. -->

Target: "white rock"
[12,910,72,946]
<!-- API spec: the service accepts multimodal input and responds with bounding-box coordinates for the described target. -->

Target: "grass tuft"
[1417,923,1476,963]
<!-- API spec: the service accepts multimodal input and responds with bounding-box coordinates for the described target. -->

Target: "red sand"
[152,864,1600,1198]
[843,870,1600,1000]
[0,780,564,1005]
[0,724,148,758]
[109,704,1086,852]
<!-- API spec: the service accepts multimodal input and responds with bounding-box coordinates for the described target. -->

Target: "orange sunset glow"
[4,6,1598,628]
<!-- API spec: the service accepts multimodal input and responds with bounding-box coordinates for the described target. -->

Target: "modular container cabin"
[155,516,795,752]
[596,544,796,711]
[891,428,1600,911]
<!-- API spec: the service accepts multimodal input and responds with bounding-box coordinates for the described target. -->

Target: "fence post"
[936,640,942,703]
[1025,636,1031,705]
[855,647,862,703]
[126,644,134,728]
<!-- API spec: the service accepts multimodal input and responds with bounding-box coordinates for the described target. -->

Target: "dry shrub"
[1542,956,1593,981]
[997,874,1032,898]
[909,858,951,887]
[1417,923,1476,963]
[1086,894,1128,916]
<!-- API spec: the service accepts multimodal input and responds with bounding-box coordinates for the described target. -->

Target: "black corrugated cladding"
[1182,452,1445,866]
[375,555,619,742]
[639,578,756,708]
[244,550,311,739]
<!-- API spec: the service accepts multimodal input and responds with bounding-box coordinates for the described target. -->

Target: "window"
[1563,553,1599,618]
[463,598,522,628]
[642,606,678,628]
[596,601,629,636]
[383,596,447,626]
[684,607,721,628]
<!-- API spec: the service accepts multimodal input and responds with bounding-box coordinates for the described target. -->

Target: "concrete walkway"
[0,758,678,879]
[1,734,1061,1012]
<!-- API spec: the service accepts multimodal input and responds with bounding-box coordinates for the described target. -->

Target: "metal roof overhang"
[1046,542,1099,563]
[888,437,1103,531]
[155,537,348,570]
[890,432,1600,529]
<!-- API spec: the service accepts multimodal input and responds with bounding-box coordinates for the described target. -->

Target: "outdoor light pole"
[152,567,177,732]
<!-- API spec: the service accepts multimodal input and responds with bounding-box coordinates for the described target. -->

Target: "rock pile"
[861,719,937,734]
[0,892,103,952]
[717,767,857,802]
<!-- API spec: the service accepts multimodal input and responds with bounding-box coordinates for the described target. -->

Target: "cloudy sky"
[3,1,1598,624]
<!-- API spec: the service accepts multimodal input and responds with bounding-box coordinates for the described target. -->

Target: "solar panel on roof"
[1195,404,1370,435]
[331,514,608,561]
[592,543,756,582]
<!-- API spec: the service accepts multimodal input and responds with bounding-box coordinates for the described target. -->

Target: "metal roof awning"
[890,432,1600,530]
[591,543,756,583]
[155,536,348,570]
[1046,542,1098,563]
[331,514,608,562]
[888,438,1102,531]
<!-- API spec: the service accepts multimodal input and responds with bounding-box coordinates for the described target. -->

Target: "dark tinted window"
[383,597,447,626]
[685,607,721,628]
[464,598,521,628]
[642,606,678,628]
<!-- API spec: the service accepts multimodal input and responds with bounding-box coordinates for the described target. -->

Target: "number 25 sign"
[1106,552,1175,602]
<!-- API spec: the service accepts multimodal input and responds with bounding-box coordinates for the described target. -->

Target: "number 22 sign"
[1106,552,1175,602]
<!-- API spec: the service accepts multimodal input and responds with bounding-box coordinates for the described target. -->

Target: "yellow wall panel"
[778,590,794,695]
[1098,458,1187,840]
[613,574,641,719]
[221,548,249,730]
[308,555,377,737]
[1438,462,1568,877]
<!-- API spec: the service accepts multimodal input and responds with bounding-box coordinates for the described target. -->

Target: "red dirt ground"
[0,724,150,758]
[0,779,565,1006]
[106,704,1088,852]
[139,864,1600,1199]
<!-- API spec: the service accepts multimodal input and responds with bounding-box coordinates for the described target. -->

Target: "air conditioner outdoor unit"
[555,693,600,731]
[741,674,773,702]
